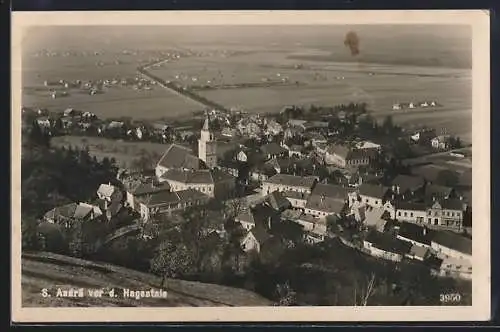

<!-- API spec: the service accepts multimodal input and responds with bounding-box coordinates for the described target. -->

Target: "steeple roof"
[202,116,210,131]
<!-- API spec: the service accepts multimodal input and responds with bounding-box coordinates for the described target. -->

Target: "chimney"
[268,216,272,230]
[423,227,427,236]
[396,186,400,194]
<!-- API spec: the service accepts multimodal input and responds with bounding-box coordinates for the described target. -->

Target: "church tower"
[198,115,218,169]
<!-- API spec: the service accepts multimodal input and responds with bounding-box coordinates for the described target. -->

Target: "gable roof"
[397,222,434,245]
[431,231,472,255]
[395,201,427,211]
[358,183,388,199]
[235,210,256,225]
[127,180,171,196]
[138,188,209,208]
[311,183,348,200]
[260,143,287,156]
[265,174,317,189]
[365,231,412,254]
[439,198,466,211]
[97,183,117,198]
[266,191,292,211]
[161,169,213,184]
[326,144,350,159]
[157,144,200,170]
[424,184,454,199]
[391,174,425,192]
[305,195,346,214]
[251,227,272,244]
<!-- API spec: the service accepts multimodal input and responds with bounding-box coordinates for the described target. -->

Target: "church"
[154,115,236,200]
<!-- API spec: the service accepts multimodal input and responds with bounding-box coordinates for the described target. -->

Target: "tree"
[22,216,40,251]
[150,239,195,289]
[274,281,297,306]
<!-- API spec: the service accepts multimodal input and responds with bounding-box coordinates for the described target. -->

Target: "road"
[138,61,230,112]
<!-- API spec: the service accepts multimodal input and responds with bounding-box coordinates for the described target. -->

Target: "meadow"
[22,25,472,142]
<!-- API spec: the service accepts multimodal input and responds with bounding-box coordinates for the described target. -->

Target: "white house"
[431,231,472,262]
[240,231,260,253]
[96,183,123,210]
[431,136,449,150]
[262,174,318,196]
[235,209,256,231]
[363,231,412,263]
[283,191,309,209]
[395,202,427,225]
[426,199,465,230]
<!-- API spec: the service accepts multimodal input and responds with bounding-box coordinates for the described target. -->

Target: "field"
[22,251,272,307]
[50,136,172,169]
[22,25,473,142]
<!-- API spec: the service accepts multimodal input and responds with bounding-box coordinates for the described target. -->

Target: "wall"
[431,242,472,262]
[395,209,427,224]
[363,241,403,262]
[359,195,383,207]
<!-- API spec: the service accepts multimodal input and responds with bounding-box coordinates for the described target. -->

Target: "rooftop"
[365,231,412,255]
[391,174,426,192]
[305,195,346,214]
[397,222,434,246]
[311,183,348,200]
[264,174,318,189]
[260,142,288,156]
[431,230,472,255]
[156,144,200,170]
[358,183,388,199]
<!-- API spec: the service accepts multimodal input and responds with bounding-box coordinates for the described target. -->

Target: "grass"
[50,136,173,169]
[21,251,272,307]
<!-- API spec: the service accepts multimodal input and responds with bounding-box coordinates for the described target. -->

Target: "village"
[22,88,473,288]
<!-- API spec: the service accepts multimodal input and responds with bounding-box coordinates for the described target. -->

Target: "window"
[404,212,407,217]
[434,218,438,225]
[434,211,438,217]
[375,200,379,205]
[410,212,414,217]
[428,210,432,216]
[398,212,402,217]
[365,199,369,203]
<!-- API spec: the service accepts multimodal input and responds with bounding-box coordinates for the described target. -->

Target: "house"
[282,190,309,209]
[260,142,288,160]
[264,120,283,136]
[265,190,292,212]
[351,183,388,208]
[136,188,210,222]
[301,121,329,132]
[63,108,77,117]
[325,144,372,169]
[407,244,431,261]
[288,145,304,158]
[363,231,412,262]
[265,157,294,174]
[221,127,238,138]
[304,184,348,219]
[249,164,277,183]
[235,209,257,231]
[396,222,433,248]
[124,179,171,210]
[390,174,426,199]
[280,209,303,222]
[35,117,51,128]
[355,141,382,150]
[426,198,465,230]
[43,202,104,227]
[431,230,472,262]
[424,184,455,201]
[160,168,235,199]
[431,256,472,280]
[97,183,122,203]
[304,226,327,244]
[394,201,428,224]
[431,135,449,150]
[361,205,390,232]
[240,227,272,253]
[237,119,261,138]
[107,121,124,130]
[155,144,201,178]
[262,174,318,196]
[306,132,328,147]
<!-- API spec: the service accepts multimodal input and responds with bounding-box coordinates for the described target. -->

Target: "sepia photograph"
[11,10,490,322]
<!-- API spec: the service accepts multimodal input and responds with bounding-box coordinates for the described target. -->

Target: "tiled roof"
[266,190,291,211]
[365,231,412,254]
[97,183,116,198]
[305,195,346,214]
[139,188,209,207]
[265,174,317,189]
[439,198,466,211]
[326,144,350,159]
[235,210,256,225]
[311,183,348,200]
[424,184,454,198]
[391,174,425,192]
[282,190,308,200]
[397,222,434,246]
[432,231,472,255]
[358,183,388,199]
[260,143,287,156]
[128,180,171,196]
[156,144,200,170]
[162,169,213,184]
[395,201,427,211]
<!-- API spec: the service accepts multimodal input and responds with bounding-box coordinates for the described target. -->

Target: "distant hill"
[22,252,272,307]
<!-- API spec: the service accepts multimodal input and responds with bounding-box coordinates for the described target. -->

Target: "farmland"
[22,25,472,142]
[50,136,173,169]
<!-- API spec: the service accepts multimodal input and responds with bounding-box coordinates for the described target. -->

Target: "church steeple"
[202,116,210,131]
[199,112,217,169]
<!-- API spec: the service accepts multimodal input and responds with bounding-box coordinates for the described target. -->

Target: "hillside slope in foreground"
[21,252,272,307]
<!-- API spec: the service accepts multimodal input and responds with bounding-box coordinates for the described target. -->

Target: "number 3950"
[440,293,461,303]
